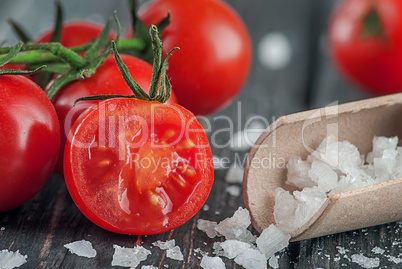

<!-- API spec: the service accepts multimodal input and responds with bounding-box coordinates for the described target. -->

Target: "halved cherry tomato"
[0,75,60,212]
[64,98,214,234]
[50,54,178,176]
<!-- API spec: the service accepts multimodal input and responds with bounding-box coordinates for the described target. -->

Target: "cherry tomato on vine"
[328,0,402,95]
[37,20,115,48]
[0,75,60,212]
[50,54,178,176]
[64,98,214,234]
[137,0,252,115]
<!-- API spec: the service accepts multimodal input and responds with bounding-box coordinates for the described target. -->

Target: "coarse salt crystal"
[64,240,97,258]
[215,207,256,243]
[1,227,5,231]
[234,248,267,269]
[256,224,290,259]
[269,255,279,269]
[219,240,252,259]
[225,164,244,184]
[226,185,242,197]
[111,245,151,268]
[200,255,226,269]
[0,249,27,269]
[197,219,219,238]
[166,246,184,261]
[371,246,385,255]
[351,254,380,268]
[141,266,158,269]
[152,240,175,250]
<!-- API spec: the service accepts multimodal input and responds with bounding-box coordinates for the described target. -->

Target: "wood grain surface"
[0,0,400,268]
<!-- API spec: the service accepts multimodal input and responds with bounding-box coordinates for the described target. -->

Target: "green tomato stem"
[0,39,147,65]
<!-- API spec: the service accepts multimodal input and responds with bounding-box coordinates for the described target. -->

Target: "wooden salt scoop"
[243,93,402,241]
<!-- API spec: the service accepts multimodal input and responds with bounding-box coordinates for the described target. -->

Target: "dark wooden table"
[1,0,401,268]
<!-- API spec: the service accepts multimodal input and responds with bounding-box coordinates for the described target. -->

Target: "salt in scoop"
[243,93,402,241]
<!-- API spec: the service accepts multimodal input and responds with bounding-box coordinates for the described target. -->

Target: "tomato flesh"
[64,98,214,234]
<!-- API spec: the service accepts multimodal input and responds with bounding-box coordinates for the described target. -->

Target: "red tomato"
[64,98,214,234]
[37,20,115,48]
[50,54,178,176]
[0,75,60,212]
[328,0,402,95]
[137,0,252,115]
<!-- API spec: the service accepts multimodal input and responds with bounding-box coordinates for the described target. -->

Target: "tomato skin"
[37,20,115,48]
[51,54,178,177]
[328,0,402,95]
[64,98,214,234]
[138,0,252,115]
[0,75,60,212]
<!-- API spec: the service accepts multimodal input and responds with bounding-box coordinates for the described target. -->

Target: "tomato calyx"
[0,42,45,76]
[362,6,386,40]
[75,25,179,104]
[127,0,171,63]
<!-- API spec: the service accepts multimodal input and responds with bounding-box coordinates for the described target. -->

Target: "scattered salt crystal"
[166,246,184,261]
[0,250,27,269]
[225,164,244,184]
[203,204,210,211]
[371,246,385,255]
[234,248,267,269]
[351,254,380,268]
[111,245,151,268]
[219,240,252,259]
[141,266,158,269]
[336,246,348,255]
[200,255,226,269]
[215,207,256,243]
[212,242,224,256]
[268,255,279,269]
[387,255,402,264]
[197,219,219,238]
[194,248,208,256]
[1,227,5,231]
[152,240,175,250]
[64,240,97,258]
[256,224,290,259]
[226,185,241,197]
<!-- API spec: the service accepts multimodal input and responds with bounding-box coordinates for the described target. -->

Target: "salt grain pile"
[274,136,402,233]
[198,207,290,269]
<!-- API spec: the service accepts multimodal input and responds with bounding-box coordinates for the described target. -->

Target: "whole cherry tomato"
[328,0,402,95]
[137,0,252,115]
[64,98,214,234]
[0,75,60,212]
[50,54,178,176]
[37,20,115,48]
